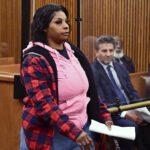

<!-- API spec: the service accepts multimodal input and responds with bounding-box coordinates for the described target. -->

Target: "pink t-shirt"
[24,42,90,128]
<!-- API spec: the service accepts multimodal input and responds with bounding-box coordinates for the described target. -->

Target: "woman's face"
[45,11,70,45]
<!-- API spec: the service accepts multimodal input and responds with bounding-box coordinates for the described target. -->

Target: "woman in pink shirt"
[20,3,113,150]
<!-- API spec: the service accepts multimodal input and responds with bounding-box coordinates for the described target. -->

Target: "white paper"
[89,120,135,140]
[142,76,150,84]
[135,107,150,123]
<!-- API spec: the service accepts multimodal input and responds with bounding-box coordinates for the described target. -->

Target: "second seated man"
[91,35,150,150]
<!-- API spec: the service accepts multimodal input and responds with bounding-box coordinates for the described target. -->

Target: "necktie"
[107,65,127,105]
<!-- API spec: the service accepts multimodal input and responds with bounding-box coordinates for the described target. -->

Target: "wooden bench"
[130,72,148,98]
[0,64,22,150]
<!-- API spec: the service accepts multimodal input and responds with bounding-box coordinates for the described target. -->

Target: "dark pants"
[112,114,137,150]
[112,114,150,150]
[138,124,150,150]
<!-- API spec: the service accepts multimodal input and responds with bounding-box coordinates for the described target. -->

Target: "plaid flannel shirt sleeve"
[21,55,82,141]
[99,100,112,122]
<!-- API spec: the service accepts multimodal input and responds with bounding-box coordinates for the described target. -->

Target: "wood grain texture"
[0,0,149,72]
[0,81,23,150]
[0,57,15,65]
[130,72,148,98]
[81,0,150,72]
[0,64,22,150]
[0,0,21,63]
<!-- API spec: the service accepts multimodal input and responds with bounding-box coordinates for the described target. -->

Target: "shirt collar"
[97,58,114,70]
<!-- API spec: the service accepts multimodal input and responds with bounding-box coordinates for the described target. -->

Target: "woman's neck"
[48,40,64,50]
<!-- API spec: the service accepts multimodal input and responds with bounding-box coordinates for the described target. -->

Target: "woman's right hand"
[76,131,94,150]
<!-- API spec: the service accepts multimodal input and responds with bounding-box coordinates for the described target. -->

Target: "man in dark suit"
[113,36,135,73]
[92,35,150,150]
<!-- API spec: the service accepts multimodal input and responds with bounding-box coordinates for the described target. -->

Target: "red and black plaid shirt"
[21,49,111,150]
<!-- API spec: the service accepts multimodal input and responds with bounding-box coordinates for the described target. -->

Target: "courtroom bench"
[0,64,22,150]
[130,72,148,98]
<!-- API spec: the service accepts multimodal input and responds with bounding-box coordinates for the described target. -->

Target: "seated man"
[146,64,150,98]
[113,36,135,73]
[92,35,150,150]
[146,78,150,97]
[143,75,150,111]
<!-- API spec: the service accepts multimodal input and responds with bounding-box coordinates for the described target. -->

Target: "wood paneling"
[0,57,15,65]
[0,0,149,71]
[0,81,23,150]
[0,0,21,63]
[30,0,77,45]
[0,64,22,150]
[81,0,150,72]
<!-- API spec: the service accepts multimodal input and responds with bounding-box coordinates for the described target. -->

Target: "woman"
[20,3,112,150]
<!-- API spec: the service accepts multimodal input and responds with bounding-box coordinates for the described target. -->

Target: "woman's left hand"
[105,120,113,130]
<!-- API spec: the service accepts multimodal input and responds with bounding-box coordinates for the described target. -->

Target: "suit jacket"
[91,58,140,108]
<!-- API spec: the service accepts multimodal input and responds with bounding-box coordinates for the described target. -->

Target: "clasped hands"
[125,110,148,126]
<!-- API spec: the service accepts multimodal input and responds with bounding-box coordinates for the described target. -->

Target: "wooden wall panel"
[0,0,21,63]
[24,0,150,72]
[1,0,149,71]
[81,0,150,72]
[30,0,77,45]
